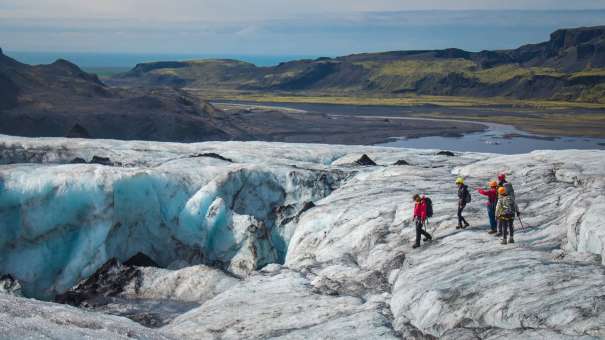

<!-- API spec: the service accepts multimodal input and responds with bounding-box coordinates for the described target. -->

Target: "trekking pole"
[517,215,526,231]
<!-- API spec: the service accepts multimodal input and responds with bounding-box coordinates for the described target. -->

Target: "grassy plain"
[192,89,605,138]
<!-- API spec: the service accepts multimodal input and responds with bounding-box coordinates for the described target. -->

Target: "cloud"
[2,0,605,21]
[1,1,605,56]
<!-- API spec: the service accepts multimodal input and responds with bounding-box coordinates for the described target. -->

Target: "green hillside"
[112,26,605,104]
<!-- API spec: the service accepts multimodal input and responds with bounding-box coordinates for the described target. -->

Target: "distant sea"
[6,51,323,71]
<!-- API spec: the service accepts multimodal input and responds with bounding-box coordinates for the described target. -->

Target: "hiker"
[456,178,471,229]
[495,186,520,244]
[412,194,432,248]
[498,173,515,201]
[477,181,498,234]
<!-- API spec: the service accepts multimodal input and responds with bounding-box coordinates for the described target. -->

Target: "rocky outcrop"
[0,274,22,297]
[55,256,238,328]
[355,154,378,166]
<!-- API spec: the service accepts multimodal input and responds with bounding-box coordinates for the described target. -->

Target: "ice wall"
[0,158,342,298]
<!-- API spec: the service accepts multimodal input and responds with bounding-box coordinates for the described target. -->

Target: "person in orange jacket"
[477,181,498,234]
[412,194,432,248]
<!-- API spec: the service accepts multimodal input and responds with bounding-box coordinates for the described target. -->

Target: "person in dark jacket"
[496,186,520,244]
[412,194,432,248]
[477,181,498,234]
[456,178,470,229]
[498,173,515,201]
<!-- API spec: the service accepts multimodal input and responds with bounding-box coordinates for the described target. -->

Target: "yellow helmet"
[455,177,464,185]
[498,187,507,195]
[489,181,498,188]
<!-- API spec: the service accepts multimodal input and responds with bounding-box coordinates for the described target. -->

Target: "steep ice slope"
[0,137,348,298]
[0,135,604,339]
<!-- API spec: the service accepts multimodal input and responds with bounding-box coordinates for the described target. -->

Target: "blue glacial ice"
[0,156,342,298]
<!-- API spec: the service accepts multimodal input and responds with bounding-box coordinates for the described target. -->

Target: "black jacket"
[458,184,469,205]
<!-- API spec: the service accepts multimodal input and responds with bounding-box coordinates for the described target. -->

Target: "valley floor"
[198,90,605,138]
[0,135,604,339]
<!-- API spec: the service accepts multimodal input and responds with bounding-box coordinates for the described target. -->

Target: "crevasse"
[0,161,342,299]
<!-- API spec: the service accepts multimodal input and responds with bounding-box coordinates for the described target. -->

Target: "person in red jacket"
[412,194,432,248]
[477,181,498,234]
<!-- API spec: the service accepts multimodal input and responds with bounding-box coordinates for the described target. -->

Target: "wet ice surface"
[0,135,604,339]
[380,121,605,154]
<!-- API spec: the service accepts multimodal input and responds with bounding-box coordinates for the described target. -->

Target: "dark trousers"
[500,219,514,239]
[457,204,469,227]
[415,219,432,246]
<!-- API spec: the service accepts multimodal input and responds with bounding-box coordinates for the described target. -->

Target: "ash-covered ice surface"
[0,135,604,339]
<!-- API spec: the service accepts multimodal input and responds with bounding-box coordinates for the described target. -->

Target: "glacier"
[0,135,604,339]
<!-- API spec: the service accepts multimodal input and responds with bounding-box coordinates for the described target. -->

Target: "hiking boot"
[509,237,514,244]
[501,238,507,245]
[456,225,462,229]
[412,244,420,249]
[423,236,432,242]
[495,233,502,237]
[488,230,497,234]
[464,222,470,228]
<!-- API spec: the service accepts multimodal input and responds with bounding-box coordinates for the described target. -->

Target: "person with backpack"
[477,181,498,234]
[456,178,471,229]
[498,173,515,201]
[412,194,432,248]
[495,186,520,244]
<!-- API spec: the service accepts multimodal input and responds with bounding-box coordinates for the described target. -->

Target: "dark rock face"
[0,51,232,142]
[190,153,233,162]
[123,252,160,267]
[69,157,87,164]
[437,151,455,157]
[0,274,23,296]
[355,154,377,166]
[393,160,410,166]
[0,73,19,110]
[53,256,200,328]
[68,156,117,166]
[55,258,140,307]
[65,124,91,138]
[90,156,113,166]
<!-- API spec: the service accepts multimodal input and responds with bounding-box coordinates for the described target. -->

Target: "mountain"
[0,48,230,142]
[113,26,605,103]
[1,48,491,144]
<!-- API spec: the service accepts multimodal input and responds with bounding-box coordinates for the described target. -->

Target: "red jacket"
[413,198,427,221]
[478,188,498,207]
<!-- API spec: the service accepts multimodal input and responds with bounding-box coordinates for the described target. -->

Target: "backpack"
[500,196,515,218]
[464,186,472,203]
[425,197,433,218]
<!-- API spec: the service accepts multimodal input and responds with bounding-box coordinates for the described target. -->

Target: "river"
[213,101,605,154]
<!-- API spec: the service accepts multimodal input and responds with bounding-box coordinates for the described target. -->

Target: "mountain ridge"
[112,25,605,103]
[0,49,231,141]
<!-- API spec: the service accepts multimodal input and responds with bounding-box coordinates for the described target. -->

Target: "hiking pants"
[415,219,431,246]
[498,219,513,239]
[487,206,497,230]
[458,203,468,227]
[500,219,514,239]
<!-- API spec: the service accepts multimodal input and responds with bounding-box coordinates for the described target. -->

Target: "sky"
[1,0,605,60]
